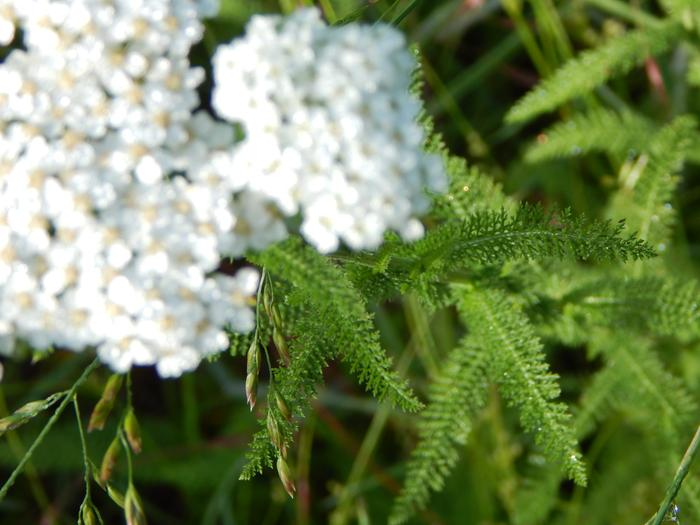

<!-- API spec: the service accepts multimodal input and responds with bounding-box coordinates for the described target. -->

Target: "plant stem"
[181,373,201,444]
[126,370,133,408]
[390,0,423,26]
[0,357,100,502]
[318,0,337,23]
[376,0,401,23]
[330,322,416,525]
[646,423,700,525]
[73,396,91,499]
[402,295,440,378]
[502,0,551,77]
[0,386,51,513]
[120,428,135,485]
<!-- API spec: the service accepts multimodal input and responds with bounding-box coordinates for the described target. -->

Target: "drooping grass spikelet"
[249,237,421,411]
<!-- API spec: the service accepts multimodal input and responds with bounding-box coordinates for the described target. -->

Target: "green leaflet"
[506,21,682,123]
[457,286,587,485]
[249,237,421,412]
[583,334,697,440]
[393,205,653,279]
[524,108,656,163]
[608,115,697,247]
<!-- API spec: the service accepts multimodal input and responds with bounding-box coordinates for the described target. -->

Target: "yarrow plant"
[2,1,700,525]
[0,2,443,377]
[0,0,260,377]
[212,8,446,252]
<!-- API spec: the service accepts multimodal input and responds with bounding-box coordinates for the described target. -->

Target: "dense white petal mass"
[212,8,447,253]
[0,3,444,376]
[0,0,265,378]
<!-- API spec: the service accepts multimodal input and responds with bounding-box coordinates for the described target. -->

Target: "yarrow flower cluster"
[0,3,446,376]
[212,8,446,253]
[0,0,260,377]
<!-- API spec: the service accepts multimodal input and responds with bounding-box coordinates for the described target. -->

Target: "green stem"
[120,428,135,486]
[431,33,521,117]
[377,0,401,23]
[330,334,415,525]
[126,370,133,408]
[257,269,276,384]
[255,268,267,329]
[403,295,440,378]
[73,396,91,500]
[318,0,337,22]
[0,387,51,512]
[646,423,700,525]
[181,374,201,444]
[390,0,424,26]
[0,358,100,502]
[295,415,316,525]
[502,0,551,77]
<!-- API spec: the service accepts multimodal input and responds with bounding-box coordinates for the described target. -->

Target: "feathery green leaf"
[506,22,682,123]
[524,108,656,163]
[457,286,587,485]
[249,237,421,411]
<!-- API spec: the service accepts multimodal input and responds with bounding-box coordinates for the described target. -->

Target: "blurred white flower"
[0,1,15,45]
[212,8,447,253]
[0,0,264,379]
[0,2,443,377]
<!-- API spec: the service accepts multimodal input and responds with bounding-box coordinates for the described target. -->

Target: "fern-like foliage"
[239,289,333,480]
[431,156,514,219]
[581,334,697,438]
[389,341,489,524]
[506,21,682,123]
[660,0,698,19]
[239,425,277,480]
[241,238,423,479]
[249,237,421,411]
[607,115,696,248]
[457,286,587,484]
[562,275,700,340]
[524,108,655,163]
[512,462,561,525]
[393,205,653,279]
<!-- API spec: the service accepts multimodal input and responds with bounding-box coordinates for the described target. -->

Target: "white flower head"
[212,7,447,253]
[0,0,257,378]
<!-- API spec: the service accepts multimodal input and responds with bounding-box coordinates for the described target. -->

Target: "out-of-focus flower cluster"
[0,3,445,376]
[212,8,446,253]
[0,0,260,377]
